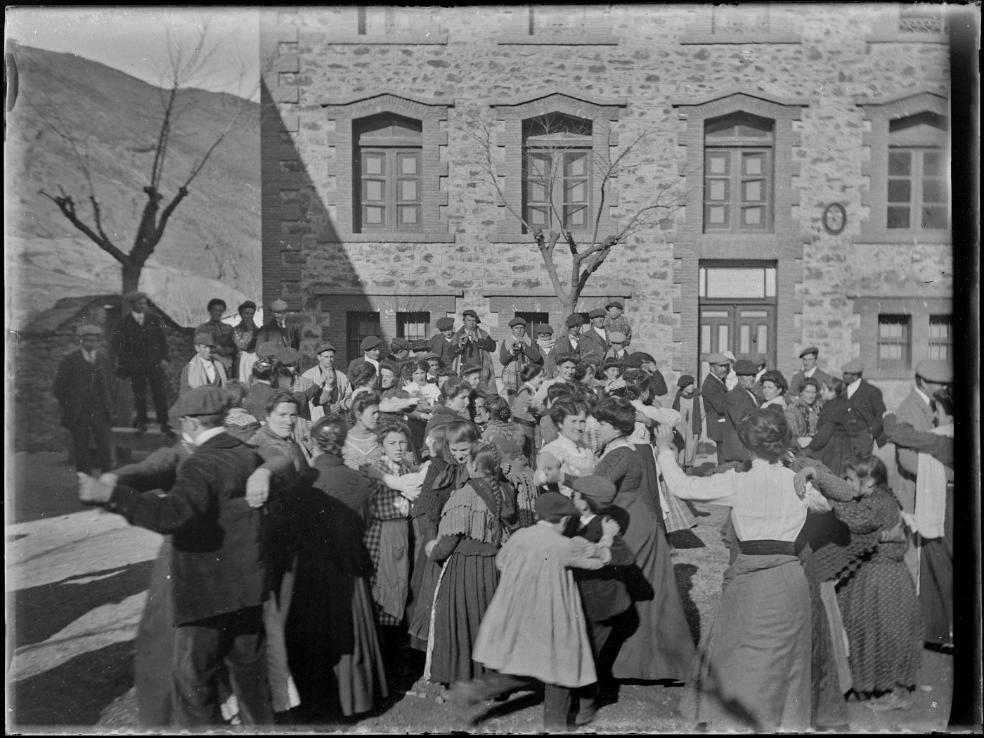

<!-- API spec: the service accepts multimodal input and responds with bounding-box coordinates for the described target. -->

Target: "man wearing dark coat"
[720,359,761,464]
[700,352,730,456]
[115,290,171,433]
[840,359,886,454]
[53,324,116,474]
[579,308,609,368]
[451,309,497,389]
[255,299,301,352]
[426,316,461,368]
[195,298,238,374]
[787,346,832,399]
[77,386,275,727]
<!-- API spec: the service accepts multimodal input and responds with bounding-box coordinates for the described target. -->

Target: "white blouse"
[656,447,830,542]
[540,434,598,479]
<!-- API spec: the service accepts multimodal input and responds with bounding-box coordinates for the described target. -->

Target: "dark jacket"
[672,388,702,437]
[195,319,239,367]
[787,368,832,399]
[721,384,761,462]
[53,349,115,427]
[109,432,268,625]
[553,333,583,362]
[255,320,301,352]
[115,313,168,373]
[700,373,728,443]
[573,513,634,623]
[578,327,608,368]
[846,379,886,446]
[426,333,460,368]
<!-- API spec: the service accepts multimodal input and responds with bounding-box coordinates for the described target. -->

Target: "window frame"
[396,311,431,342]
[346,311,382,362]
[876,314,912,371]
[522,115,594,234]
[928,314,952,361]
[703,113,775,233]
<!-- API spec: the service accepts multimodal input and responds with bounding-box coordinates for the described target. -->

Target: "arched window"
[887,112,948,231]
[354,113,423,232]
[703,112,774,233]
[522,113,593,233]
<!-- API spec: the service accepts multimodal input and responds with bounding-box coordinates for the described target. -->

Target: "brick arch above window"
[489,93,627,243]
[322,92,454,242]
[857,91,950,244]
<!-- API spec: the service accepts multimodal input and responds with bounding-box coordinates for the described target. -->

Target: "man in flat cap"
[577,308,608,369]
[603,300,632,344]
[346,335,382,379]
[255,298,301,354]
[302,341,352,421]
[180,332,228,395]
[555,313,585,363]
[451,309,497,389]
[604,331,630,362]
[195,298,238,375]
[787,346,832,399]
[53,324,116,474]
[426,316,460,369]
[701,353,731,460]
[841,359,886,455]
[721,359,762,464]
[78,385,276,726]
[115,291,171,434]
[533,323,559,379]
[499,316,542,399]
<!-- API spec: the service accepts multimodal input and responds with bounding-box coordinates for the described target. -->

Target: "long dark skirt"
[680,554,812,732]
[407,519,442,650]
[427,547,499,685]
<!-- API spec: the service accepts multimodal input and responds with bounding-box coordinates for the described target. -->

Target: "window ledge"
[856,231,952,246]
[323,33,448,45]
[863,368,918,381]
[496,33,619,46]
[866,32,948,44]
[492,231,599,245]
[327,231,456,243]
[679,32,801,45]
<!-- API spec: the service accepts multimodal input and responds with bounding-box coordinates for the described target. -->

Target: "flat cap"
[605,300,624,311]
[256,341,280,358]
[565,313,584,328]
[193,331,216,346]
[123,290,148,303]
[799,346,820,359]
[77,324,102,337]
[172,385,231,417]
[677,374,695,389]
[422,352,440,361]
[608,331,627,344]
[269,299,289,312]
[276,347,300,365]
[508,316,528,328]
[462,309,481,322]
[315,341,337,354]
[588,308,606,319]
[459,364,482,376]
[841,359,864,374]
[622,353,644,369]
[734,359,758,376]
[705,352,729,366]
[535,492,578,519]
[722,350,737,363]
[360,335,382,352]
[915,359,953,384]
[436,317,455,331]
[533,323,554,335]
[389,337,410,352]
[571,475,617,507]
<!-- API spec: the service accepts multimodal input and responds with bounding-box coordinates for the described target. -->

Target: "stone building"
[259,4,953,408]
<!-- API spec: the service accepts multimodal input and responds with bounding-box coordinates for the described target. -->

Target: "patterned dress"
[483,420,537,528]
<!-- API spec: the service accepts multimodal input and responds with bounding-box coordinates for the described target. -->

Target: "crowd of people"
[59,292,956,732]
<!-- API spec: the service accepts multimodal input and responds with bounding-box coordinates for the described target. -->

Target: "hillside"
[4,42,261,328]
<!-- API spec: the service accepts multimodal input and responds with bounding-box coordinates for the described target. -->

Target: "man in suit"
[77,386,275,726]
[451,309,497,389]
[841,359,886,455]
[53,324,115,474]
[721,359,762,464]
[579,308,609,368]
[555,313,585,361]
[255,299,301,352]
[180,333,228,395]
[498,316,542,399]
[195,298,238,375]
[427,316,460,368]
[701,352,730,459]
[115,290,171,434]
[787,346,832,398]
[346,335,382,379]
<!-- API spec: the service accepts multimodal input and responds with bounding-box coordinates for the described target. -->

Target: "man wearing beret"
[180,333,228,395]
[115,291,171,434]
[451,310,497,389]
[426,316,460,368]
[787,346,832,399]
[302,341,352,421]
[195,298,238,375]
[603,301,632,343]
[579,309,609,368]
[255,299,301,353]
[840,359,886,454]
[499,316,543,399]
[346,335,382,379]
[54,324,116,474]
[701,353,731,459]
[721,359,762,464]
[78,386,275,726]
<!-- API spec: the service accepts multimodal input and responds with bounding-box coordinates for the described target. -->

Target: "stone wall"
[260,5,953,392]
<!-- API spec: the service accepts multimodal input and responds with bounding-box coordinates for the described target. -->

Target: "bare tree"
[32,22,256,295]
[466,113,689,317]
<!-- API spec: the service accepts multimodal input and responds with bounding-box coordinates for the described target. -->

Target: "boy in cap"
[604,331,630,361]
[603,301,632,343]
[195,298,238,374]
[451,309,497,388]
[255,299,300,352]
[555,313,585,361]
[115,291,171,434]
[346,335,382,379]
[787,346,831,398]
[534,323,558,378]
[672,375,701,471]
[53,324,116,474]
[499,316,543,399]
[77,386,275,726]
[426,315,459,368]
[720,359,761,464]
[180,332,229,395]
[579,308,609,368]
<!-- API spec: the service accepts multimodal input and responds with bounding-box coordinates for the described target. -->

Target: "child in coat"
[451,492,612,732]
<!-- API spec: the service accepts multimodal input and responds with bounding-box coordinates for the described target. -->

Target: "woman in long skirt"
[482,394,538,528]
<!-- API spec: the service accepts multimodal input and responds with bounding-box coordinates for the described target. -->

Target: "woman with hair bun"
[482,394,537,528]
[655,408,836,732]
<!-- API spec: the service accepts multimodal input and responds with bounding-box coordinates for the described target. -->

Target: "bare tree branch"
[39,188,129,265]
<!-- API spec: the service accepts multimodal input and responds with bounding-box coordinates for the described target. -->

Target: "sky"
[5,6,261,100]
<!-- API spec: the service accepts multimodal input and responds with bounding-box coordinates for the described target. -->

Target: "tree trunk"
[121,259,143,295]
